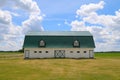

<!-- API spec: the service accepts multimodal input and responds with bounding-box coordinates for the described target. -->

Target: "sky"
[0,0,120,51]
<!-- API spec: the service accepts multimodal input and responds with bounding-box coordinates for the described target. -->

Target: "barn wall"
[24,48,94,59]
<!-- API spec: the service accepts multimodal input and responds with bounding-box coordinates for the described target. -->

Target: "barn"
[23,31,95,59]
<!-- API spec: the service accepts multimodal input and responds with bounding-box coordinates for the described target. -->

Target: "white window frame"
[73,40,80,47]
[40,40,45,47]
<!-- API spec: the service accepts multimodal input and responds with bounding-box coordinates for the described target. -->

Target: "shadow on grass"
[24,57,96,60]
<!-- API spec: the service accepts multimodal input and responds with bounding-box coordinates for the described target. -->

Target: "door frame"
[25,50,30,59]
[89,50,94,58]
[54,50,65,58]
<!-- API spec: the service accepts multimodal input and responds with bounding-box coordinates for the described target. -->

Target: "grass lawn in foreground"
[0,52,120,80]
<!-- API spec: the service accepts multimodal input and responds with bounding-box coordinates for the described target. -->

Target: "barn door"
[89,50,93,58]
[54,50,65,58]
[25,50,29,58]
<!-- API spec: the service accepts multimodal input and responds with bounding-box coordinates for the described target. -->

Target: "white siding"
[24,48,94,59]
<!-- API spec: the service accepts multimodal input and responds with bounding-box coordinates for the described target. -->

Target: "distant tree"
[18,48,24,52]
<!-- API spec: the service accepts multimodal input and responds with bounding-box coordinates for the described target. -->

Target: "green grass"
[95,52,120,58]
[0,52,120,80]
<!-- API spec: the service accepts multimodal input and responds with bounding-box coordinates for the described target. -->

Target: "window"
[73,40,80,47]
[84,51,87,53]
[70,51,73,53]
[34,51,37,53]
[46,51,48,53]
[77,51,80,53]
[39,51,42,53]
[40,40,45,47]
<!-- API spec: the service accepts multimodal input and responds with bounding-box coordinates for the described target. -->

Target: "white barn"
[23,31,95,59]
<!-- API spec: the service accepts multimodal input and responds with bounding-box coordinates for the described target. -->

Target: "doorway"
[54,50,65,58]
[89,50,93,58]
[25,50,29,58]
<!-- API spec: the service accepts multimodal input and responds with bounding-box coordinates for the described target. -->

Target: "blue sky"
[38,0,120,31]
[0,0,120,51]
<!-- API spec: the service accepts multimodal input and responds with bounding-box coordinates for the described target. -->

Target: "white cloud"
[0,0,44,51]
[0,9,24,51]
[11,12,20,17]
[57,23,61,26]
[71,1,120,51]
[0,0,7,8]
[0,10,12,25]
[76,1,105,17]
[64,19,71,26]
[13,0,41,15]
[71,20,86,31]
[22,15,44,33]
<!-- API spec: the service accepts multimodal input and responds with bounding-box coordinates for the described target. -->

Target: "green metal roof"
[23,31,95,48]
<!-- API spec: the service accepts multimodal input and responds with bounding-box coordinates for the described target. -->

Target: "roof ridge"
[26,31,92,36]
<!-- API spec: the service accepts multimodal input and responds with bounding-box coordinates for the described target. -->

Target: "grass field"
[0,52,120,80]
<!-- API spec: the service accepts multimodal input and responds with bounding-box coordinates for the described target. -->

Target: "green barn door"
[54,50,65,58]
